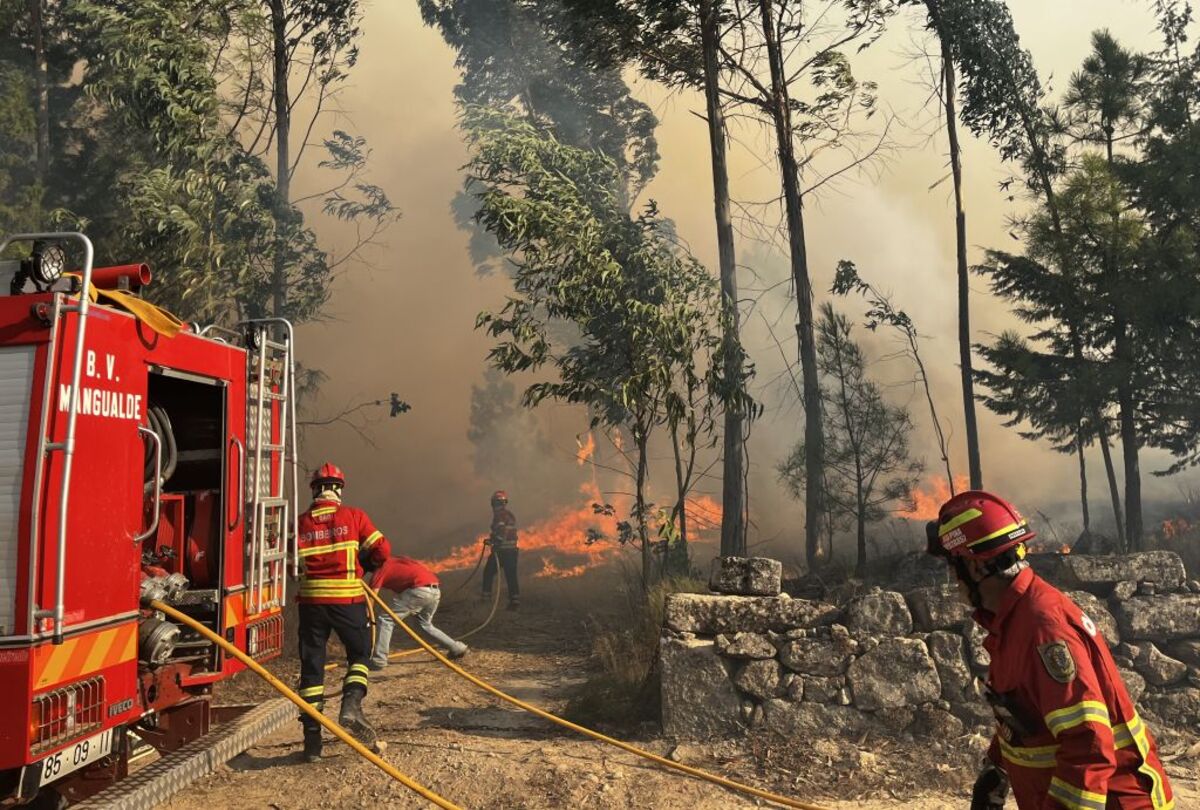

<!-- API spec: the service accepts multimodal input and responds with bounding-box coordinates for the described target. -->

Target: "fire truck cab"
[0,233,298,805]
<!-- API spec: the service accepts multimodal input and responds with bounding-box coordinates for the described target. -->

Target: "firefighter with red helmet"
[928,490,1174,810]
[295,462,391,762]
[482,490,520,610]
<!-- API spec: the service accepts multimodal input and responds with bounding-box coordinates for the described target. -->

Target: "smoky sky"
[292,1,1193,561]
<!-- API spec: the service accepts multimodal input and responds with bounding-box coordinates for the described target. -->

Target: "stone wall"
[660,553,1200,741]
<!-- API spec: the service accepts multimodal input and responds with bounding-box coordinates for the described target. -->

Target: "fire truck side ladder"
[244,319,298,615]
[0,233,94,645]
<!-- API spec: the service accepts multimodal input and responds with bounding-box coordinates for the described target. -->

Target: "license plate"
[37,728,114,786]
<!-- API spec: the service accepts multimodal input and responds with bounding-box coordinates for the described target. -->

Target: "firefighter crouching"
[296,462,391,761]
[482,489,520,610]
[927,491,1174,810]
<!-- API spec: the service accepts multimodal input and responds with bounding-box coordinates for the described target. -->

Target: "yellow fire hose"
[362,585,831,810]
[149,600,463,810]
[325,584,501,672]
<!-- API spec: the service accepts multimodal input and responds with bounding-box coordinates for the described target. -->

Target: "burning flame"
[576,432,596,466]
[1162,518,1192,539]
[1059,544,1071,554]
[899,476,971,521]
[423,482,723,580]
[535,560,588,579]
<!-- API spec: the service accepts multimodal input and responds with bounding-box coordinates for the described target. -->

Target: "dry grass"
[564,563,707,730]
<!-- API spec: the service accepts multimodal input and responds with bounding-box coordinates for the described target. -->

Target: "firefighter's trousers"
[296,601,372,730]
[482,548,520,601]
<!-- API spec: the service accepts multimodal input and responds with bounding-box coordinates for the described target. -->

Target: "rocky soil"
[161,574,1200,809]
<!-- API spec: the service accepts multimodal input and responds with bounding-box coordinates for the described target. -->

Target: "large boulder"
[1134,643,1188,687]
[1119,668,1146,704]
[715,632,776,660]
[1113,594,1200,643]
[709,557,783,596]
[844,591,913,637]
[1065,591,1121,646]
[927,630,974,704]
[761,699,868,739]
[664,593,839,636]
[1137,688,1200,732]
[847,637,941,711]
[909,704,965,739]
[800,675,847,704]
[1166,640,1200,669]
[779,629,857,676]
[734,659,785,701]
[964,621,991,672]
[906,585,971,632]
[1060,551,1186,594]
[660,636,743,738]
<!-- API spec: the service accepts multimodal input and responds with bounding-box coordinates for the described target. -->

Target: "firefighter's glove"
[969,764,1008,810]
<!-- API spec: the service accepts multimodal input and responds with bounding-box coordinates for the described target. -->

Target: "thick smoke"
[289,1,1191,564]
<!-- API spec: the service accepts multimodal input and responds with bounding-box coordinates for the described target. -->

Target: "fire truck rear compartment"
[141,372,228,673]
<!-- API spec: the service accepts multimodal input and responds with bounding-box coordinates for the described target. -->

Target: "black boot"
[338,689,378,747]
[302,728,323,763]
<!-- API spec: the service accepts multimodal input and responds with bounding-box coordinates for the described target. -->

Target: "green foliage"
[0,0,391,327]
[466,105,755,573]
[779,303,921,573]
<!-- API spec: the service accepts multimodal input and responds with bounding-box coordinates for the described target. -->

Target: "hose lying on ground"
[361,584,831,810]
[150,600,463,810]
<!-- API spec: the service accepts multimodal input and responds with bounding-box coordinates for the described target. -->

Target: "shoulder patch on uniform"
[1038,640,1077,683]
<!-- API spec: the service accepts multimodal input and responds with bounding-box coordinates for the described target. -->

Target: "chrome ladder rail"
[241,320,297,614]
[0,232,94,644]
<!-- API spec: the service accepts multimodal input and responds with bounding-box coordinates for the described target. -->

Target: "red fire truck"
[0,233,299,806]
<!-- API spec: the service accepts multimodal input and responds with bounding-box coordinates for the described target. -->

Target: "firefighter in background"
[927,491,1173,810]
[482,490,520,610]
[295,462,391,762]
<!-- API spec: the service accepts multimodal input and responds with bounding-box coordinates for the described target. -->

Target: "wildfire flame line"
[424,480,723,579]
[898,475,971,521]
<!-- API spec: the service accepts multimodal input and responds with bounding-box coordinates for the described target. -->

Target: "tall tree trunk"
[1097,420,1126,551]
[855,477,866,578]
[270,0,291,318]
[1115,330,1142,549]
[1076,428,1091,535]
[27,0,49,185]
[1099,130,1128,554]
[927,1,982,489]
[671,425,689,577]
[758,0,823,569]
[635,429,652,587]
[700,0,747,559]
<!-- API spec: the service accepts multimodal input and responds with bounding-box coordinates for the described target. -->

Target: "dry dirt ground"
[162,577,1200,810]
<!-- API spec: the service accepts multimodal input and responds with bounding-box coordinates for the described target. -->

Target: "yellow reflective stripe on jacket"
[363,530,383,548]
[299,580,364,596]
[311,506,337,517]
[1044,700,1110,737]
[297,540,359,558]
[998,738,1059,769]
[1048,777,1106,810]
[1121,714,1172,810]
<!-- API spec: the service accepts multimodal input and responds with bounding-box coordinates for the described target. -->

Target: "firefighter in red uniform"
[295,462,391,762]
[928,491,1174,810]
[482,490,520,609]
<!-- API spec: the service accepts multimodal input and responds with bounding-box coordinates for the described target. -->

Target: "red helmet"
[491,490,508,506]
[311,462,345,489]
[929,490,1036,561]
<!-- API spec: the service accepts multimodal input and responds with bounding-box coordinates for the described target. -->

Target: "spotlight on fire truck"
[15,240,67,291]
